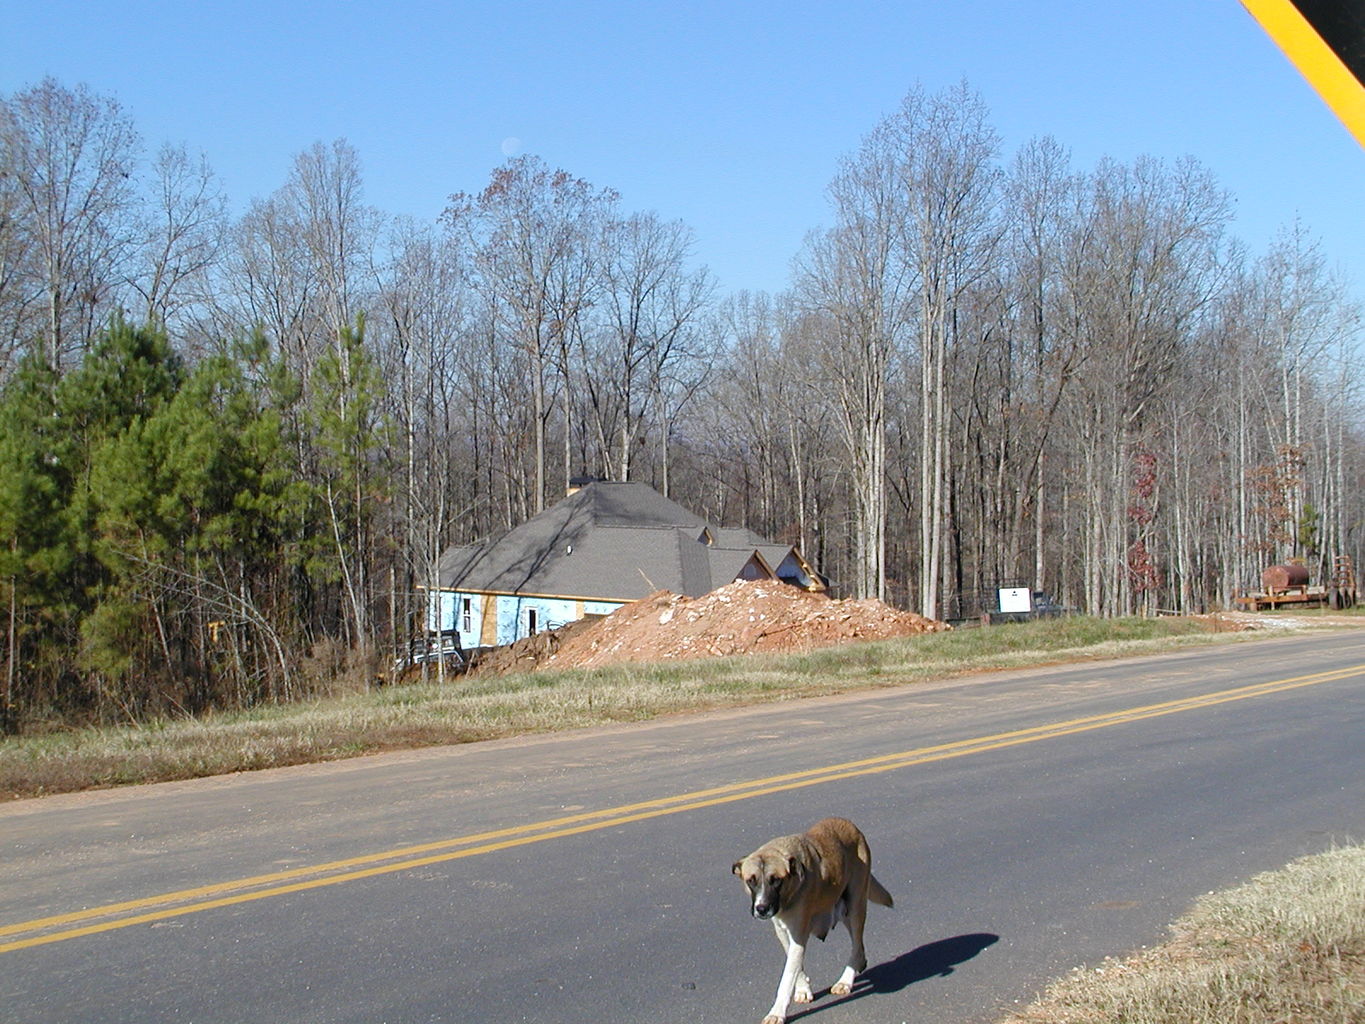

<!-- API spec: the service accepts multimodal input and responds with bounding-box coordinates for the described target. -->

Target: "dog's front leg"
[763,918,809,1024]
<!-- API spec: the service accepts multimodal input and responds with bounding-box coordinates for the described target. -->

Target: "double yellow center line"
[3,663,1360,954]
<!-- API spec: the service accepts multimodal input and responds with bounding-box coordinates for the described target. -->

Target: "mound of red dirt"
[466,579,948,677]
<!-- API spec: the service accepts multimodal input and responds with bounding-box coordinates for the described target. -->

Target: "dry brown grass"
[0,614,1288,801]
[998,844,1365,1024]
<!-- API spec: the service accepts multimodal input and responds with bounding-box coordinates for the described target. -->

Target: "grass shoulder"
[997,843,1365,1023]
[0,614,1317,802]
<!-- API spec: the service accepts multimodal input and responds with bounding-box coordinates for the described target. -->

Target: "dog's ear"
[787,854,802,884]
[731,859,744,877]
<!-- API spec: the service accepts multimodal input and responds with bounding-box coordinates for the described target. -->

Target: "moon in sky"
[501,137,521,156]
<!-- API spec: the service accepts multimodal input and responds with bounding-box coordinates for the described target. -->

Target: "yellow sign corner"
[1240,0,1365,148]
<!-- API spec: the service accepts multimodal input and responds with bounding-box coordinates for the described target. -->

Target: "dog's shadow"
[789,933,1000,1020]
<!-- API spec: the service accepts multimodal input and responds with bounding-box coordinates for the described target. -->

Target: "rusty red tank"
[1262,564,1310,590]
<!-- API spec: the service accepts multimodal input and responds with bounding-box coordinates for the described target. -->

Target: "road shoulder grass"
[997,843,1365,1024]
[0,614,1328,801]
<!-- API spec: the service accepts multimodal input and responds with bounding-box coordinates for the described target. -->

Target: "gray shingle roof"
[436,481,809,601]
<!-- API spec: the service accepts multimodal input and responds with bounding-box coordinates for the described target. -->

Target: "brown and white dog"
[732,817,894,1024]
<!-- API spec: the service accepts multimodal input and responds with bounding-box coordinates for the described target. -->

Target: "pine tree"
[0,351,69,729]
[54,318,184,718]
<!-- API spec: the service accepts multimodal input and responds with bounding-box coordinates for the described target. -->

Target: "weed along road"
[3,631,1364,1023]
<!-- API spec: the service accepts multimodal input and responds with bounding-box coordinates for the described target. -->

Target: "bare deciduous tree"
[0,77,141,367]
[136,142,228,338]
[599,211,714,486]
[445,156,617,512]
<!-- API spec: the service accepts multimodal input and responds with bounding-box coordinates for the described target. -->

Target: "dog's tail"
[868,873,894,909]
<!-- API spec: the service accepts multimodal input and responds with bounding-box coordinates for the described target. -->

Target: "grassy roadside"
[997,843,1365,1023]
[0,614,1317,801]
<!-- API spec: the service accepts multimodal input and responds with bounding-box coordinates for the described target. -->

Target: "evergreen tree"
[0,351,69,729]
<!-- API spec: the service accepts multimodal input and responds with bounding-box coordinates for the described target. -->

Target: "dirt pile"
[468,580,948,676]
[464,616,598,677]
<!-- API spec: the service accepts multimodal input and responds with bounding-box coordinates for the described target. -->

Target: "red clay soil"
[469,579,948,677]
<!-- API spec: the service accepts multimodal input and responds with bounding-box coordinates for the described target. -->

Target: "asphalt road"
[3,630,1364,1024]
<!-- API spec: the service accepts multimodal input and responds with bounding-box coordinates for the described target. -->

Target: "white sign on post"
[998,587,1032,614]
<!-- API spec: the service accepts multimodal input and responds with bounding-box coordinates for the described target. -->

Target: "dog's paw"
[793,979,813,1003]
[761,1016,784,1024]
[830,964,858,997]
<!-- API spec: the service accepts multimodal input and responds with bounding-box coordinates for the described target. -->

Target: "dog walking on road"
[732,817,894,1024]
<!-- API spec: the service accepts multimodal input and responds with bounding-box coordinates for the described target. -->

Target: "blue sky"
[4,0,1362,297]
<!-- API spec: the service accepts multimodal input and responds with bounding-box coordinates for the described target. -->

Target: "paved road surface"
[3,630,1364,1023]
